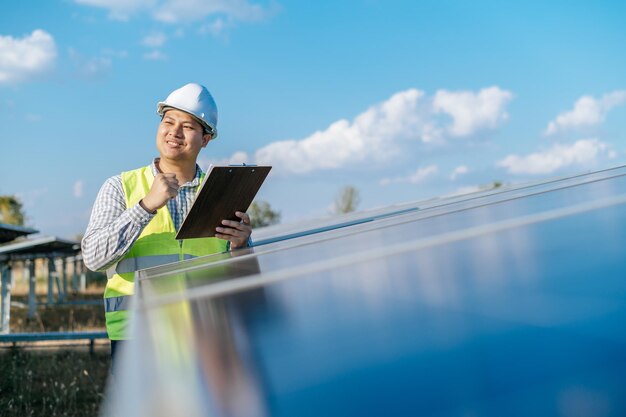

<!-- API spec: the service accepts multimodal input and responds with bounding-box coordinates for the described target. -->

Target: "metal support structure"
[61,258,67,300]
[46,257,65,304]
[27,260,36,319]
[79,260,86,292]
[53,259,63,302]
[71,257,79,292]
[0,237,82,324]
[0,331,108,353]
[55,266,63,302]
[47,257,55,305]
[1,263,12,334]
[69,256,87,293]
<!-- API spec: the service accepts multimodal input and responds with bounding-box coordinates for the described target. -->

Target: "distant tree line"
[333,186,360,214]
[248,200,281,228]
[0,195,26,225]
[0,187,362,233]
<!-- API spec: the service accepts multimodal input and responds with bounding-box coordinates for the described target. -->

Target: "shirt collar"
[151,158,203,187]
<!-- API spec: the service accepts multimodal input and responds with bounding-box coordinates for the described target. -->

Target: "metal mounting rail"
[0,331,108,353]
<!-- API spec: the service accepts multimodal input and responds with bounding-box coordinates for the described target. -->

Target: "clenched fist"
[140,173,179,213]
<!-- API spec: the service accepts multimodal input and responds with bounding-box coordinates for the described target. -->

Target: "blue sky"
[1,0,625,239]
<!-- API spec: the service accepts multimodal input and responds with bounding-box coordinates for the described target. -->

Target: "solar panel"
[101,166,626,417]
[0,223,38,244]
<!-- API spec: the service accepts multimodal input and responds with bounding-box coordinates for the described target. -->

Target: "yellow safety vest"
[103,166,228,340]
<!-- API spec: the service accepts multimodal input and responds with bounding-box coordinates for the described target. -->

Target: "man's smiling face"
[156,108,212,164]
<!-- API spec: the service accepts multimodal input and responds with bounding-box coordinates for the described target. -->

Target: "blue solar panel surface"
[103,166,626,417]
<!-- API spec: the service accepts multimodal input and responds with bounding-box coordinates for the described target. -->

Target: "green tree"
[0,195,26,225]
[333,186,360,214]
[248,200,281,228]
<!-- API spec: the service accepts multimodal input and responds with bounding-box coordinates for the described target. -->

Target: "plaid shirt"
[81,159,203,272]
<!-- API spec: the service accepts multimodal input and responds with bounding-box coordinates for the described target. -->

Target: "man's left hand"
[215,211,252,250]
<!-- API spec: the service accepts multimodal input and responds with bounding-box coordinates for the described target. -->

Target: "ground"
[0,290,110,417]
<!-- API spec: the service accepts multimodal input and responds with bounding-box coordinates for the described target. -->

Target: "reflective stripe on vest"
[106,250,215,279]
[103,165,228,340]
[113,254,181,275]
[104,295,131,313]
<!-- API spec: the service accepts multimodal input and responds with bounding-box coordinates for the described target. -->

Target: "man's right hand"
[140,173,179,213]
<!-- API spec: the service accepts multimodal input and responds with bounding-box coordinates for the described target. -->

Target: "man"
[82,83,252,357]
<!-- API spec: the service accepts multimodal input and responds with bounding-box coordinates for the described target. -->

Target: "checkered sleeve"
[81,175,155,272]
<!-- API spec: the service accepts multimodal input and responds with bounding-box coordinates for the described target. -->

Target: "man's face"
[156,109,212,163]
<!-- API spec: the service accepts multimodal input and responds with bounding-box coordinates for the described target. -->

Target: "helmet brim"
[156,102,218,138]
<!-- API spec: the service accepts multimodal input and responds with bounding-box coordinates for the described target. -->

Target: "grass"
[0,348,110,417]
[0,289,110,417]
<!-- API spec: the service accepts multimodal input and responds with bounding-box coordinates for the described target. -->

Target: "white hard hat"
[157,83,218,138]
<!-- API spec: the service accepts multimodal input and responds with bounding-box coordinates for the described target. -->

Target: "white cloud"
[143,50,167,61]
[82,57,112,75]
[73,0,156,21]
[254,89,431,174]
[450,165,469,180]
[433,86,513,137]
[232,86,512,175]
[73,0,275,24]
[227,151,250,165]
[497,139,610,175]
[73,180,84,198]
[0,30,57,84]
[379,165,439,186]
[15,188,49,209]
[544,91,626,136]
[200,151,250,169]
[68,48,112,77]
[141,32,167,47]
[198,18,232,36]
[154,0,272,23]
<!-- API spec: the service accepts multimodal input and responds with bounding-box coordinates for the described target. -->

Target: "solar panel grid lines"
[104,166,626,417]
[411,167,626,218]
[136,191,624,310]
[136,166,626,287]
[251,164,626,242]
[248,165,626,253]
[137,191,626,312]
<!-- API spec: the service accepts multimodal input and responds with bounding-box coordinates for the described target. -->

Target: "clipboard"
[175,165,272,239]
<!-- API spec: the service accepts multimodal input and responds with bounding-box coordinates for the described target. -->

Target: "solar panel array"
[102,166,626,417]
